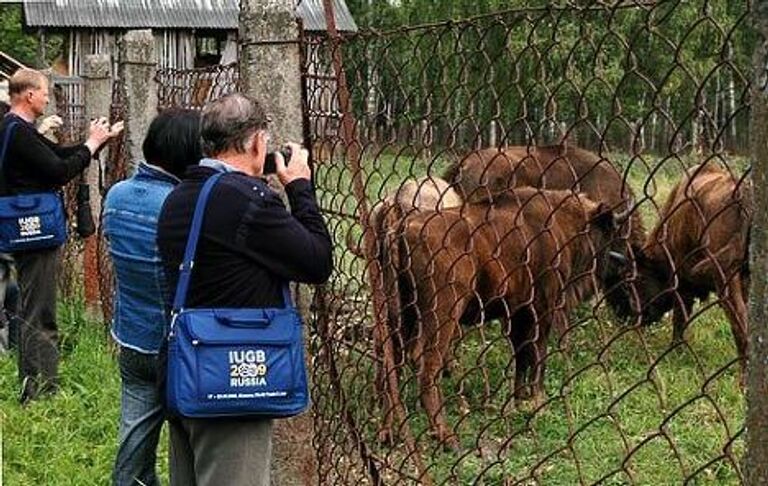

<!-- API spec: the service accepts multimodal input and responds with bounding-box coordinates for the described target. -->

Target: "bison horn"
[609,251,629,265]
[614,205,633,225]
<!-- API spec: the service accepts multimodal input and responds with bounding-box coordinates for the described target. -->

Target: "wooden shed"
[22,0,358,77]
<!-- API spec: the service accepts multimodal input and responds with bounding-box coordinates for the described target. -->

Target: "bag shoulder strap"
[171,172,293,312]
[172,172,224,311]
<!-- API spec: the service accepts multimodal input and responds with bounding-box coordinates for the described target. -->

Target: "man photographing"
[158,93,332,485]
[0,68,122,403]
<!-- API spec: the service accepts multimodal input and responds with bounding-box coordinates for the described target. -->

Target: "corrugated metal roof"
[24,0,357,32]
[297,0,357,33]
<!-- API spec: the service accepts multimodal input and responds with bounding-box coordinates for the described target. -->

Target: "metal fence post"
[82,54,112,314]
[239,1,317,484]
[747,3,768,484]
[319,0,433,483]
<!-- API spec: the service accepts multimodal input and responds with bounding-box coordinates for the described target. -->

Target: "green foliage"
[0,300,170,485]
[340,1,754,155]
[0,4,62,68]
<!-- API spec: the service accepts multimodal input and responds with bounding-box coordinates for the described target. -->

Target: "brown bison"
[609,162,751,371]
[347,176,462,257]
[379,187,627,449]
[444,144,645,249]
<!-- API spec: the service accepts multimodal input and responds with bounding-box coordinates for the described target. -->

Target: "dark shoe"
[20,376,35,405]
[20,376,58,405]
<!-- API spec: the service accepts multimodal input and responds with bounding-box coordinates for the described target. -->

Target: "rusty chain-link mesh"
[156,63,240,111]
[95,79,129,326]
[53,79,87,297]
[306,1,752,484]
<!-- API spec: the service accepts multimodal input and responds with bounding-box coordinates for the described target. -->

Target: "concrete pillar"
[82,54,112,313]
[43,70,58,118]
[239,2,317,484]
[239,1,303,145]
[119,30,157,170]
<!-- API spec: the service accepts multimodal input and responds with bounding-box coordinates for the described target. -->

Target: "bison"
[444,144,646,324]
[348,176,462,257]
[444,144,645,249]
[608,162,751,373]
[378,187,627,449]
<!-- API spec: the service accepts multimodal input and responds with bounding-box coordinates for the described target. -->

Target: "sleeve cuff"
[285,178,312,196]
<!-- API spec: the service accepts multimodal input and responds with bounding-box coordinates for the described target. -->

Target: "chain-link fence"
[306,1,752,484]
[156,63,240,111]
[52,76,87,297]
[95,79,129,326]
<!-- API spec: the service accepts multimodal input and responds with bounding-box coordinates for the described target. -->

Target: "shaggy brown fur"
[379,188,620,449]
[443,144,645,249]
[624,162,751,370]
[347,176,462,257]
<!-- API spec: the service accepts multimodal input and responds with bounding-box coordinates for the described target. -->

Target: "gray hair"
[200,93,269,157]
[9,68,46,98]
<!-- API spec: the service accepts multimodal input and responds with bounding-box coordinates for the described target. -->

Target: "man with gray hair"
[157,93,332,485]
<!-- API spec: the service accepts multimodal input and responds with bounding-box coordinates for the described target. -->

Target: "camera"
[75,182,96,238]
[263,147,293,175]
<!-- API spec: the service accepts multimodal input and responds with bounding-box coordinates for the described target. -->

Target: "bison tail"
[378,203,410,366]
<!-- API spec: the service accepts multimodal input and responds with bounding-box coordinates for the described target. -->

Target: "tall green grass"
[0,300,170,485]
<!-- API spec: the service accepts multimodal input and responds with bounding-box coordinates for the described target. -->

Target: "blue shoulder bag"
[0,120,68,252]
[166,172,310,418]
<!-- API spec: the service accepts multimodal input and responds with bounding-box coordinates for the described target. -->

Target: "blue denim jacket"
[103,162,180,354]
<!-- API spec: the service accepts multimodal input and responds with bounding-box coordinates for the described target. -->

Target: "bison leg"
[720,276,749,382]
[415,324,460,450]
[411,288,468,451]
[528,311,560,408]
[375,357,396,445]
[505,310,535,405]
[672,294,694,344]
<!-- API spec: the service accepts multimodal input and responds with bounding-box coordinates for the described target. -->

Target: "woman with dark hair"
[103,108,202,486]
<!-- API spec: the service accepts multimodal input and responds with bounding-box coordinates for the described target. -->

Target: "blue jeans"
[113,346,164,486]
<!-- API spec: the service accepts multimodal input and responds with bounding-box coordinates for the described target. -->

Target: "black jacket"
[157,165,333,309]
[0,113,91,193]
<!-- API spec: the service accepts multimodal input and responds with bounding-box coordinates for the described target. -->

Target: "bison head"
[584,202,674,326]
[603,249,675,326]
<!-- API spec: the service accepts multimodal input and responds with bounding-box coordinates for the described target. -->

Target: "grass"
[321,305,744,485]
[0,299,170,485]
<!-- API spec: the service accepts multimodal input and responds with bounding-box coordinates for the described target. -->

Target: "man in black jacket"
[157,93,332,485]
[1,68,119,402]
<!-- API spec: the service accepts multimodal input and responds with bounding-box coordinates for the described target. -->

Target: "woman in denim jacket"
[103,109,202,486]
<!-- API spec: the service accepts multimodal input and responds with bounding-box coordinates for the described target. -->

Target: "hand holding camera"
[85,117,124,155]
[109,120,125,138]
[263,146,292,175]
[264,142,310,186]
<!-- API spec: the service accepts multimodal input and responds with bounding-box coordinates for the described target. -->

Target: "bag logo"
[18,216,42,237]
[229,349,268,387]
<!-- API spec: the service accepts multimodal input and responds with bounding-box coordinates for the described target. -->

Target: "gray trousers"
[16,247,60,400]
[169,417,273,486]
